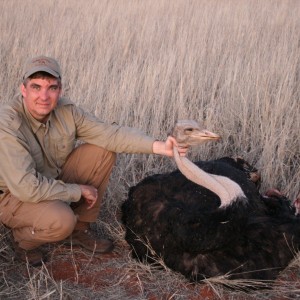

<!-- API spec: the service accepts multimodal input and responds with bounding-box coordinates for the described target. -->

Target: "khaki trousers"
[0,144,116,250]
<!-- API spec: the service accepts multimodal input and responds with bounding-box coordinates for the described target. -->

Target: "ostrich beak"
[197,130,221,141]
[182,129,221,146]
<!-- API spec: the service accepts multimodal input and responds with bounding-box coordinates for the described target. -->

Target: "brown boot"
[12,241,45,266]
[66,229,114,253]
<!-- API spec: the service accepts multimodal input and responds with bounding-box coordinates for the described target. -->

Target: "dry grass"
[0,0,300,299]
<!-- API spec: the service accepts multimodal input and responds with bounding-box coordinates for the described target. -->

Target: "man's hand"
[79,184,98,209]
[152,136,189,157]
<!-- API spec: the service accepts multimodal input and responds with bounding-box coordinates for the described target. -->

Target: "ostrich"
[121,120,300,284]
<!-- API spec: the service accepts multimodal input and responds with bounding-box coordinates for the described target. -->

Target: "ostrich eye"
[184,128,194,133]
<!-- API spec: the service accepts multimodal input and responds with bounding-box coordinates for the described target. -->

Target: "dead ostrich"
[121,120,300,284]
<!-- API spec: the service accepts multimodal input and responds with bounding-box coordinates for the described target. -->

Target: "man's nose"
[39,89,49,100]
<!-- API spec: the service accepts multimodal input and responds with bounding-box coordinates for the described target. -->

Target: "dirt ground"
[2,213,300,300]
[7,241,300,300]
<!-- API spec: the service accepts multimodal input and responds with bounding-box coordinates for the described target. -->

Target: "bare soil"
[14,242,300,300]
[2,218,300,299]
[2,229,300,300]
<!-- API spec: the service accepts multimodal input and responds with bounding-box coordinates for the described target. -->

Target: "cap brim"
[23,66,61,80]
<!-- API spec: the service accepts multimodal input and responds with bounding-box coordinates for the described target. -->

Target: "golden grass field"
[0,0,300,299]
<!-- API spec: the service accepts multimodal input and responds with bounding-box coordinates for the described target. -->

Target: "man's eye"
[32,86,40,90]
[50,86,58,91]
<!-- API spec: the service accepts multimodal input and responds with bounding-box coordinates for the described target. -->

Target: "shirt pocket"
[53,136,75,167]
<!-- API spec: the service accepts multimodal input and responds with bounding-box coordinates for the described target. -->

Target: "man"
[0,56,186,266]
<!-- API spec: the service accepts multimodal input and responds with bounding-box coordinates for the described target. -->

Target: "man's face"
[21,77,61,123]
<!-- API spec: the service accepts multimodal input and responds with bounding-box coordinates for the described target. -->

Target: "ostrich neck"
[173,147,246,207]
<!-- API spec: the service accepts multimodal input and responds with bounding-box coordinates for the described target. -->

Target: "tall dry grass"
[1,0,299,197]
[0,0,300,299]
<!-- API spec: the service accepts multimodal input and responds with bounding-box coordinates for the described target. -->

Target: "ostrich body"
[121,120,300,283]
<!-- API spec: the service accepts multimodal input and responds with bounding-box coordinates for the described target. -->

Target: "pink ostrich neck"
[173,147,246,207]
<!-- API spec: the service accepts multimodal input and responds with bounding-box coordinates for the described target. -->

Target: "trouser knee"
[50,209,77,240]
[12,200,78,249]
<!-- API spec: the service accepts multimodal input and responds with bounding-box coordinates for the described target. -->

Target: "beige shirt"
[0,97,155,203]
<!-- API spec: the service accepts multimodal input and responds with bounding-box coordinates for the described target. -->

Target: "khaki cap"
[23,55,62,80]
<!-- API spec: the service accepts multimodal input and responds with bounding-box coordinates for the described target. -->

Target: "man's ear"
[20,83,26,98]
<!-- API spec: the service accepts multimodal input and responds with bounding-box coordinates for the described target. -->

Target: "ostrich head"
[170,120,221,147]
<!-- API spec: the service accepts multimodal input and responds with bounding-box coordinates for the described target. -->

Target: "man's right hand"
[79,184,98,209]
